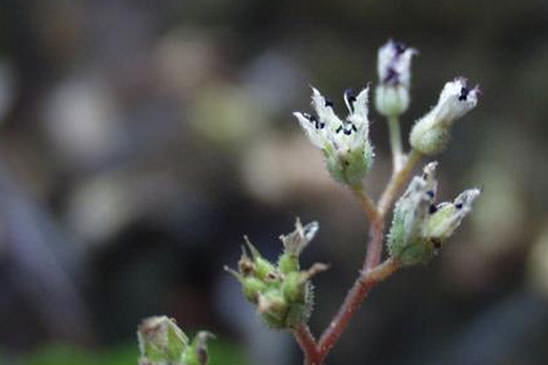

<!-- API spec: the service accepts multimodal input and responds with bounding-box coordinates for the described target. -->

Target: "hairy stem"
[294,151,420,364]
[293,324,320,365]
[351,185,380,223]
[318,258,399,361]
[387,116,404,172]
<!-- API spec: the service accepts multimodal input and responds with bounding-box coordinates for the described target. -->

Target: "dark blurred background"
[1,0,548,364]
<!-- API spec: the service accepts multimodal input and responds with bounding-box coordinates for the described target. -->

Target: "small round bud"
[375,84,410,117]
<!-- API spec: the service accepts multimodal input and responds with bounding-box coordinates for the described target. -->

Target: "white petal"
[453,188,481,217]
[311,87,343,130]
[435,78,479,125]
[293,112,325,149]
[347,86,370,128]
[377,40,417,88]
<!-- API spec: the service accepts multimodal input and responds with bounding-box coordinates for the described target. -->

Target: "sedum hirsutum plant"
[137,40,482,365]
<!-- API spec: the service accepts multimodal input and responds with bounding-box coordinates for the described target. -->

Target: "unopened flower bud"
[241,237,277,281]
[257,288,289,328]
[410,77,480,155]
[137,316,188,365]
[294,86,374,186]
[375,40,417,117]
[387,163,480,266]
[182,331,215,365]
[278,219,319,274]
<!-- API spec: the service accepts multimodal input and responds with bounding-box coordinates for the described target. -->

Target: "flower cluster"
[387,162,481,266]
[225,219,328,329]
[293,87,374,186]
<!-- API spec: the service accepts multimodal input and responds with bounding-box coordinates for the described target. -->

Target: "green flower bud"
[294,86,374,186]
[181,331,215,365]
[278,219,319,274]
[410,78,480,155]
[387,162,480,266]
[137,316,188,365]
[225,220,328,329]
[240,237,277,281]
[258,288,289,328]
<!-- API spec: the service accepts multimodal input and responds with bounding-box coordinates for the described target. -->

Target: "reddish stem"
[293,323,320,365]
[293,151,419,364]
[317,257,398,361]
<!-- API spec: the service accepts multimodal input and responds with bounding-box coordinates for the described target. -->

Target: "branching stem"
[293,148,422,364]
[317,257,399,361]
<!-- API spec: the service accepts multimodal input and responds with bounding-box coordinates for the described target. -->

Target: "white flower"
[387,162,481,266]
[377,40,417,88]
[425,188,481,241]
[293,86,373,185]
[375,40,417,117]
[410,77,480,155]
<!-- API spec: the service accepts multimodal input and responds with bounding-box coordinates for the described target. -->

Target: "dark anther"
[429,204,438,214]
[303,112,317,123]
[335,125,343,134]
[426,190,435,198]
[343,129,352,135]
[317,121,325,129]
[351,124,358,132]
[383,67,400,85]
[325,98,334,107]
[458,86,470,101]
[393,41,407,54]
[455,203,463,209]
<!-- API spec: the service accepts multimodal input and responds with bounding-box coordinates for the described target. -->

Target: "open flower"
[387,162,480,266]
[375,40,417,117]
[410,77,480,155]
[293,87,374,186]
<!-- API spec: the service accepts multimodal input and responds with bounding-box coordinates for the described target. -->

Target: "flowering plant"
[137,40,481,365]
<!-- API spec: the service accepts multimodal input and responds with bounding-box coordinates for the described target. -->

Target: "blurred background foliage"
[0,0,548,364]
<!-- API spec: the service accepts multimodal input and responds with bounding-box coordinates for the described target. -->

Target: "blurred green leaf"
[16,338,248,365]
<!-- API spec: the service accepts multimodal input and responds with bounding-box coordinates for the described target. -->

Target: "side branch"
[293,324,320,365]
[318,257,399,361]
